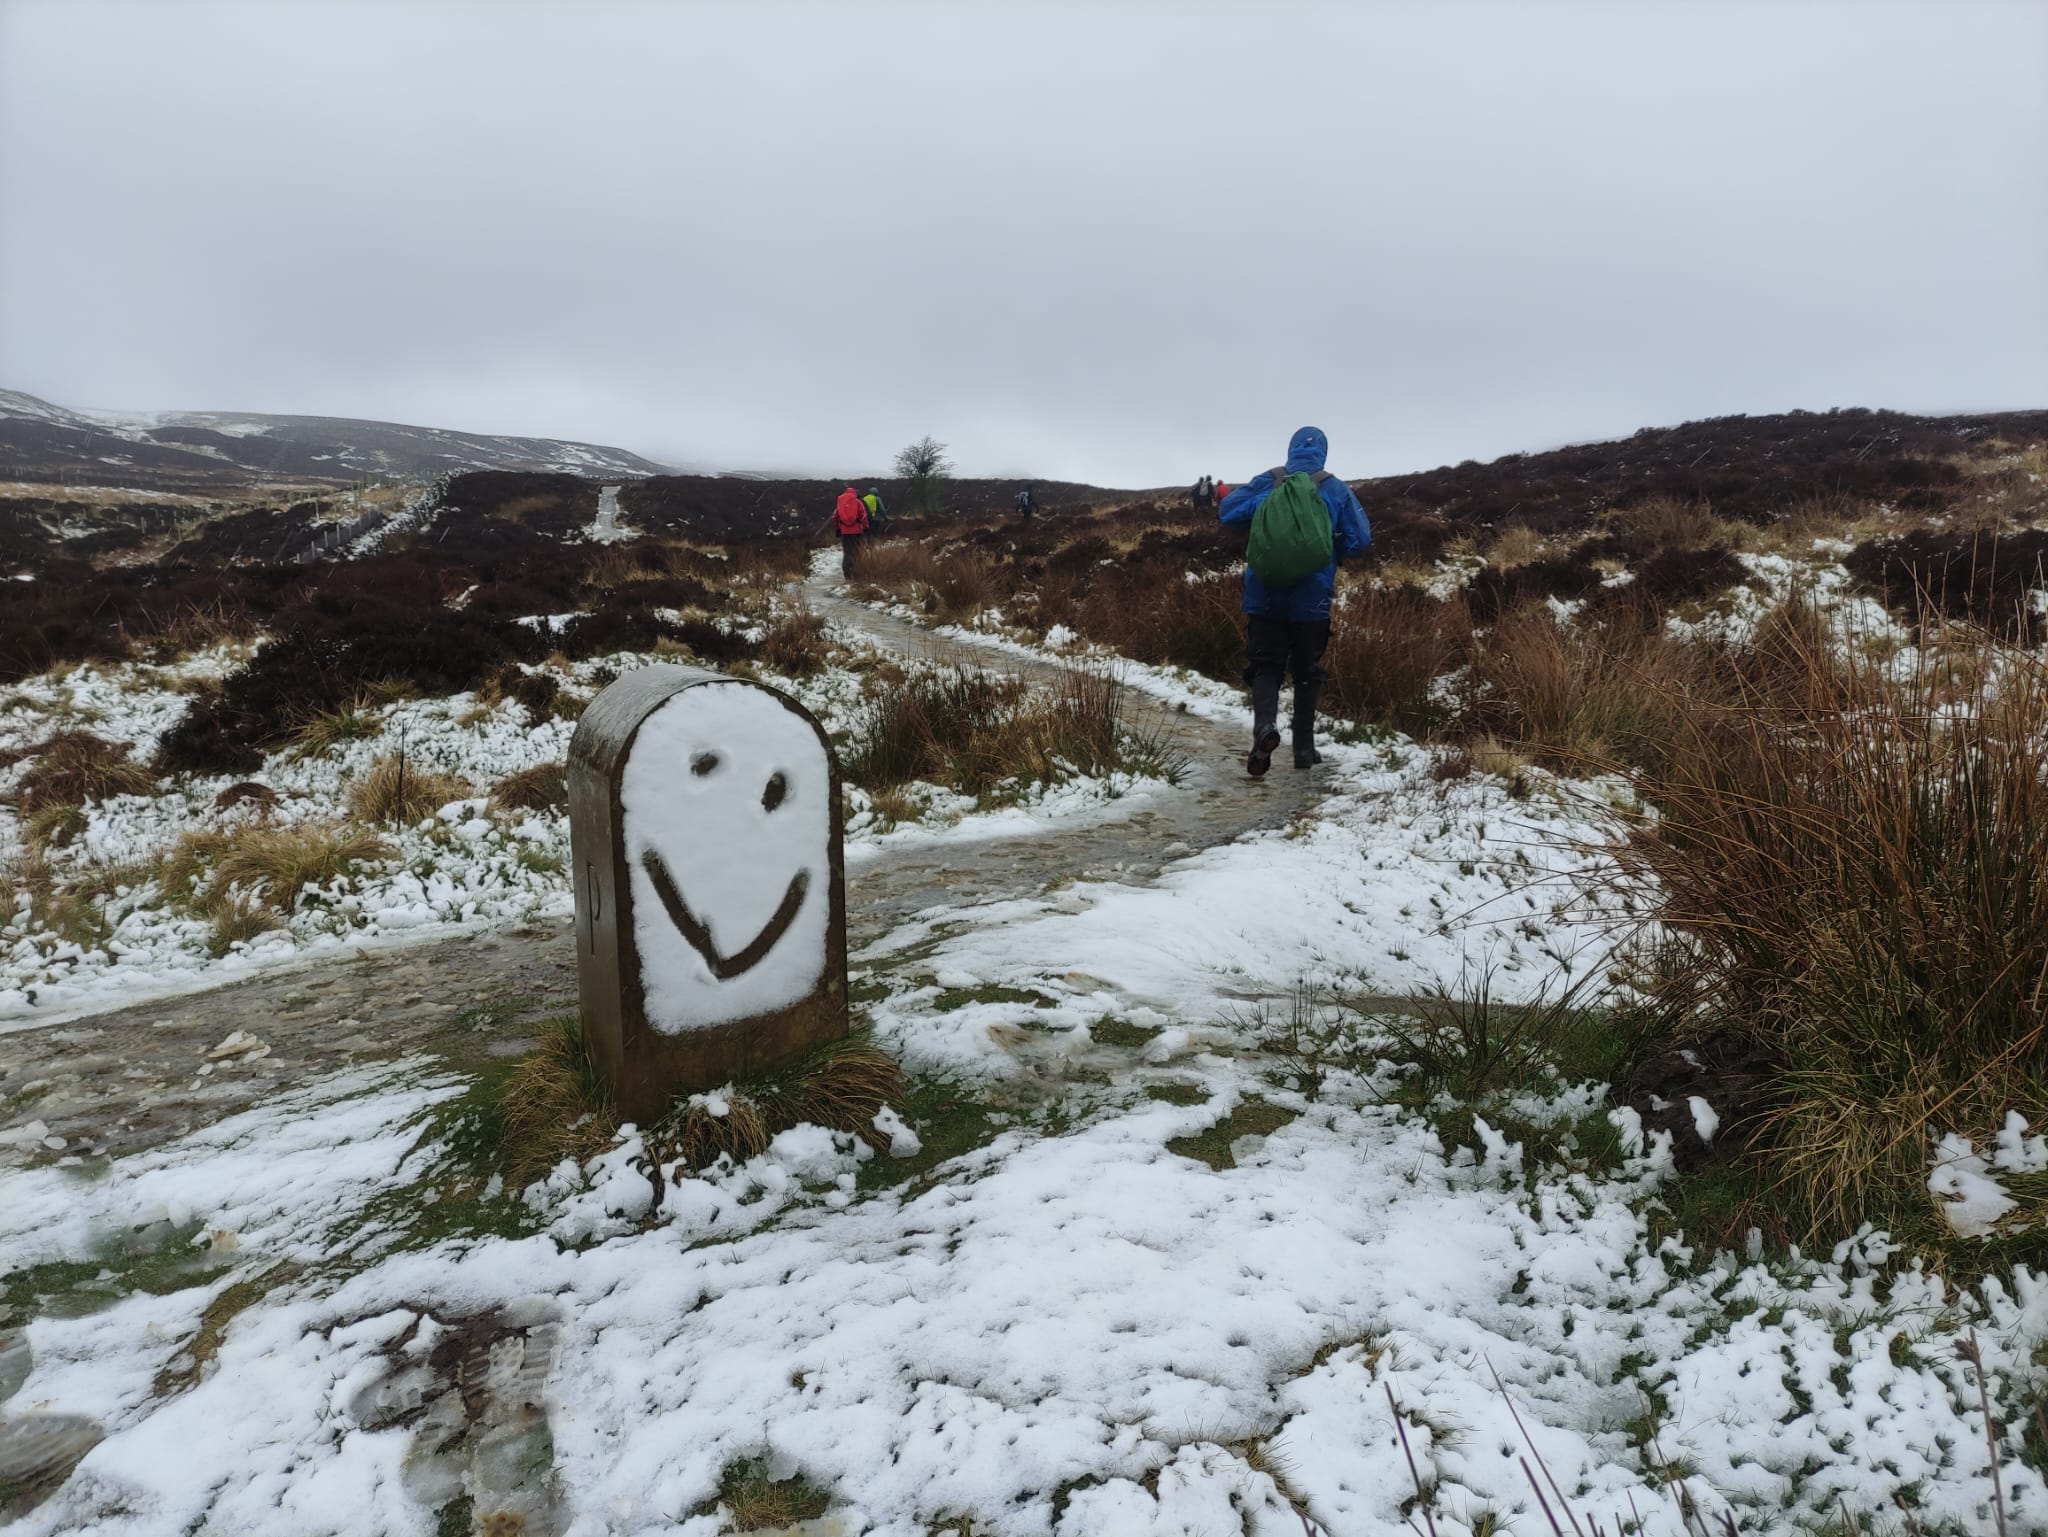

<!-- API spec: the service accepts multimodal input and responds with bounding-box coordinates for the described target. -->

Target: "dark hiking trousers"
[1244,614,1330,745]
[840,533,863,577]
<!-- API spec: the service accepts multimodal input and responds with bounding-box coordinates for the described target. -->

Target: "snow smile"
[641,848,809,981]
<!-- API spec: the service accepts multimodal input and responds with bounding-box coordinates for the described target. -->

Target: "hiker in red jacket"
[833,485,870,578]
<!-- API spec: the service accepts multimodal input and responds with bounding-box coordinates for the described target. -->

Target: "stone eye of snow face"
[620,683,830,1033]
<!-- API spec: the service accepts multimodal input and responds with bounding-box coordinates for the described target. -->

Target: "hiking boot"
[1290,679,1323,770]
[1247,676,1281,777]
[1247,724,1282,777]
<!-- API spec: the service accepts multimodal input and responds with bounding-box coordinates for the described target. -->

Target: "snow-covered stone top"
[620,681,832,1033]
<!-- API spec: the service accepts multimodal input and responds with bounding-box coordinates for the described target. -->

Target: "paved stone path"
[0,576,1328,1171]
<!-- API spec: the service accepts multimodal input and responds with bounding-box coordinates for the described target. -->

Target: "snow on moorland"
[4,936,2045,1534]
[0,624,1182,1024]
[6,560,2048,1533]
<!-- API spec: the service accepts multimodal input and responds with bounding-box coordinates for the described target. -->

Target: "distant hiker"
[862,486,889,536]
[1014,486,1036,520]
[834,485,870,577]
[1215,479,1230,504]
[1190,475,1214,514]
[1218,426,1371,775]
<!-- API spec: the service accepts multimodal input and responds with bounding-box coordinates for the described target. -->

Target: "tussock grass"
[489,761,568,812]
[495,1025,904,1186]
[1485,524,1545,570]
[1758,490,1882,549]
[204,893,284,956]
[22,801,88,848]
[288,694,384,757]
[843,664,1171,800]
[580,547,666,591]
[1324,587,1471,737]
[496,1019,620,1186]
[1612,613,2048,1247]
[1467,733,1530,780]
[145,598,257,662]
[13,732,155,812]
[1,846,116,952]
[1472,603,1692,771]
[644,1034,906,1172]
[861,784,925,830]
[209,823,395,914]
[859,543,996,620]
[346,755,475,826]
[759,607,831,675]
[1610,495,1744,552]
[1371,968,1621,1103]
[1056,571,1246,682]
[157,821,390,949]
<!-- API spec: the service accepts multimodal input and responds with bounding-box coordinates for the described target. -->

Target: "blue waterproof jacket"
[1218,426,1372,620]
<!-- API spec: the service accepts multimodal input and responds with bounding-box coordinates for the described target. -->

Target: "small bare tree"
[893,435,953,517]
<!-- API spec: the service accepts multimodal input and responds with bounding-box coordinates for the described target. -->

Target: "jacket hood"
[1285,426,1328,474]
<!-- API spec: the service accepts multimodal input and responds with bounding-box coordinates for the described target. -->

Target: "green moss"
[930,982,1058,1012]
[1644,1160,1780,1259]
[1413,1104,1627,1179]
[1167,1097,1298,1171]
[1,1219,231,1326]
[859,1076,1006,1193]
[346,1061,547,1257]
[1091,1018,1161,1049]
[1144,1084,1206,1107]
[434,1495,473,1537]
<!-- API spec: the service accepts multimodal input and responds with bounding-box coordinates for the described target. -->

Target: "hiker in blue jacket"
[1218,426,1372,775]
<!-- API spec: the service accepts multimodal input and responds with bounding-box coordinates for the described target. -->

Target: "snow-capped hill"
[0,390,672,486]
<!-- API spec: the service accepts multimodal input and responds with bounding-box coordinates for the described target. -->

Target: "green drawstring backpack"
[1246,467,1334,587]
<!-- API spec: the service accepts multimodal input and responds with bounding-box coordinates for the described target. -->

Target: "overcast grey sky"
[2,0,2043,486]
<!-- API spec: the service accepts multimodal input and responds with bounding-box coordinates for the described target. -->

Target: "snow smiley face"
[619,681,831,1033]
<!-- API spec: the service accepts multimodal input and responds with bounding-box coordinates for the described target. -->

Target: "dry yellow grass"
[1609,495,1744,552]
[1484,524,1544,570]
[12,732,156,812]
[288,694,384,757]
[758,608,831,675]
[497,1020,621,1185]
[346,755,475,825]
[863,784,924,830]
[22,802,88,848]
[644,1035,905,1172]
[580,548,666,591]
[1368,560,1441,591]
[489,761,568,812]
[1473,603,1693,770]
[210,823,395,913]
[1468,733,1530,779]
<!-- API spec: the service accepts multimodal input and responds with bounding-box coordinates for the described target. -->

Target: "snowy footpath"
[2,580,2046,1534]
